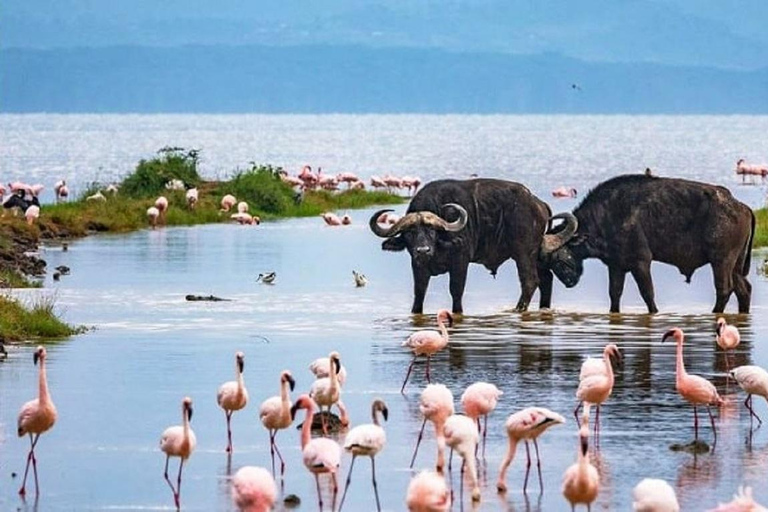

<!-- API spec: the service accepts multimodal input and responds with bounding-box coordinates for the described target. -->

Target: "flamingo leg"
[474,419,481,458]
[162,456,177,505]
[573,402,582,424]
[19,433,40,496]
[594,405,600,441]
[410,418,427,468]
[693,406,699,442]
[533,438,544,494]
[425,355,432,383]
[401,356,417,394]
[448,448,454,473]
[482,415,489,458]
[225,410,233,453]
[273,433,286,477]
[707,405,717,444]
[175,458,185,509]
[523,440,532,494]
[745,394,763,427]
[315,474,324,510]
[371,457,381,512]
[331,472,339,511]
[339,455,357,511]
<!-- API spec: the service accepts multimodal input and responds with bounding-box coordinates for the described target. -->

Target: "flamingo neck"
[182,408,190,439]
[280,379,291,405]
[675,339,687,382]
[301,403,314,449]
[236,367,245,396]
[603,349,614,386]
[372,405,380,426]
[38,358,51,405]
[329,362,339,394]
[438,318,449,342]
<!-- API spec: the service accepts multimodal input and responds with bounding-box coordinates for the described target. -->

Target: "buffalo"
[542,174,755,313]
[369,179,571,314]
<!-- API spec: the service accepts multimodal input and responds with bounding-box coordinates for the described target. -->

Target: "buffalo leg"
[630,264,658,314]
[608,266,626,313]
[537,265,554,309]
[411,262,431,314]
[514,257,539,312]
[732,271,752,314]
[712,261,735,313]
[449,263,468,314]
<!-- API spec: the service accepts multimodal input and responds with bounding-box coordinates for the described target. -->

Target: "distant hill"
[2,45,767,113]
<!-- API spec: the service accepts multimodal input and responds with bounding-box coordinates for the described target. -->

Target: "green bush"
[0,294,83,341]
[119,147,202,198]
[228,164,295,214]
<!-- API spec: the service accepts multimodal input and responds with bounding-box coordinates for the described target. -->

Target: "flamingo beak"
[290,401,300,421]
[334,357,341,374]
[238,358,244,373]
[187,405,194,422]
[382,406,389,422]
[661,329,676,343]
[580,434,588,456]
[612,348,623,366]
[33,351,40,366]
[447,312,454,328]
[287,375,296,392]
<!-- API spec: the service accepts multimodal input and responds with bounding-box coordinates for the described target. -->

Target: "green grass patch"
[0,269,42,289]
[755,208,768,249]
[0,294,84,341]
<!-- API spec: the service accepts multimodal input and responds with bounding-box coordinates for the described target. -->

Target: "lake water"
[1,115,768,511]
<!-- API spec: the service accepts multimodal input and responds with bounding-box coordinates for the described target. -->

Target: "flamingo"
[443,414,481,502]
[410,384,454,473]
[259,370,296,477]
[370,176,387,191]
[401,309,453,393]
[309,351,349,434]
[406,471,450,512]
[25,205,40,225]
[291,394,342,511]
[729,365,768,428]
[232,466,277,512]
[54,180,69,202]
[221,194,237,211]
[561,403,599,511]
[632,478,680,512]
[309,356,348,386]
[237,201,249,214]
[715,317,740,371]
[217,351,249,453]
[662,328,723,443]
[460,382,502,457]
[185,187,198,209]
[147,206,160,229]
[231,212,258,225]
[155,196,169,214]
[552,187,578,198]
[86,191,107,202]
[17,346,57,497]
[497,407,566,494]
[574,343,621,437]
[341,214,352,225]
[708,486,767,511]
[159,397,197,509]
[30,184,44,197]
[322,212,343,226]
[339,399,388,511]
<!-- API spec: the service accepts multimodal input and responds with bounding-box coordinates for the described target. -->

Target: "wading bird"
[217,351,248,453]
[708,486,766,511]
[410,384,454,473]
[729,365,768,428]
[232,466,277,512]
[715,317,740,371]
[461,381,502,457]
[352,270,368,287]
[443,414,480,502]
[257,272,276,284]
[259,370,296,476]
[562,403,599,511]
[291,394,342,511]
[159,397,196,509]
[309,356,348,386]
[497,407,566,494]
[339,399,388,511]
[663,328,723,443]
[575,344,621,437]
[309,351,348,435]
[632,478,679,512]
[17,346,57,497]
[406,471,450,512]
[401,309,453,393]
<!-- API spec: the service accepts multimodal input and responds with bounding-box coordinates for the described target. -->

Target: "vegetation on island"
[755,208,768,249]
[0,294,84,341]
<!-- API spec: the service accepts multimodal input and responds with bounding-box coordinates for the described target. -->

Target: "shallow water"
[1,212,767,511]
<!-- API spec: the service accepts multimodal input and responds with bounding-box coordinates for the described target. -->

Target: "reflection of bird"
[497,407,565,494]
[159,397,196,510]
[352,270,368,287]
[401,309,453,393]
[406,471,450,512]
[17,346,57,497]
[575,344,621,437]
[256,272,276,284]
[310,351,348,435]
[562,403,599,510]
[715,317,740,371]
[632,478,679,512]
[410,384,454,473]
[217,352,249,453]
[259,370,296,477]
[291,394,342,511]
[708,486,767,511]
[460,382,502,457]
[339,399,388,511]
[663,328,723,443]
[443,414,480,502]
[232,466,277,512]
[729,365,768,428]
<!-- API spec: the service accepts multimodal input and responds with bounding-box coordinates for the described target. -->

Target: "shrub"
[228,164,295,214]
[119,147,202,198]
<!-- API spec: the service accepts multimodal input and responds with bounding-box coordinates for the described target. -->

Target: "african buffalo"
[369,179,570,314]
[542,174,754,313]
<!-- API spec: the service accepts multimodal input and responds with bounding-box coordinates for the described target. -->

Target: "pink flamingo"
[185,187,198,209]
[708,486,766,511]
[562,403,599,511]
[406,471,450,512]
[259,370,296,477]
[217,351,249,453]
[735,159,768,183]
[460,382,502,457]
[336,172,360,188]
[25,205,40,226]
[17,346,57,497]
[221,194,237,211]
[401,309,453,393]
[232,466,277,512]
[231,212,259,225]
[309,351,349,435]
[291,394,342,511]
[299,165,319,189]
[339,399,388,511]
[370,176,387,190]
[443,414,481,502]
[410,384,454,473]
[574,343,621,437]
[155,196,169,213]
[309,356,348,386]
[716,317,740,371]
[663,328,724,443]
[322,212,343,226]
[497,407,565,494]
[237,201,249,214]
[281,175,304,188]
[341,214,352,225]
[147,206,160,229]
[632,478,679,512]
[552,187,578,198]
[159,397,197,509]
[729,365,768,428]
[54,180,69,202]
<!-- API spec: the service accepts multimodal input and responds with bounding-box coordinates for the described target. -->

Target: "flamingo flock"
[277,165,421,196]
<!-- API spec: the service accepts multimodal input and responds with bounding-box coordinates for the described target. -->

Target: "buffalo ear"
[382,237,406,252]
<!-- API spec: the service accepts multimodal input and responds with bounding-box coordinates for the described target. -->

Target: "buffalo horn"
[369,209,397,237]
[541,213,578,254]
[369,203,468,238]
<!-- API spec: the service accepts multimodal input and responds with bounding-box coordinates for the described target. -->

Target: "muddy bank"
[0,221,47,286]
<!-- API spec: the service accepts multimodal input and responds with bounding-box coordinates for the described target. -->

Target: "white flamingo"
[444,414,481,502]
[217,351,249,453]
[259,370,296,477]
[309,351,349,434]
[159,397,197,509]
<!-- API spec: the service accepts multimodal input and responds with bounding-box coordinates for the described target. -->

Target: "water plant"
[0,293,84,341]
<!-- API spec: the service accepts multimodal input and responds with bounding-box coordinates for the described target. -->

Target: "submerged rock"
[296,411,347,434]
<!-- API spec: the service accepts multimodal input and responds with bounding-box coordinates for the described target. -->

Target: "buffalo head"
[540,213,582,288]
[369,203,468,264]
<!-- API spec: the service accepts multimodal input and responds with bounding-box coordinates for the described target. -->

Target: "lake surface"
[1,115,768,511]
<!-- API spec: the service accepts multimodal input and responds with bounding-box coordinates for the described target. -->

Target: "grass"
[0,294,84,341]
[755,208,768,249]
[0,269,42,289]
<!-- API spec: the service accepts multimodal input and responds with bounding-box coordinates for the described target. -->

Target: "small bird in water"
[54,265,70,275]
[52,272,61,282]
[257,272,276,285]
[352,270,368,287]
